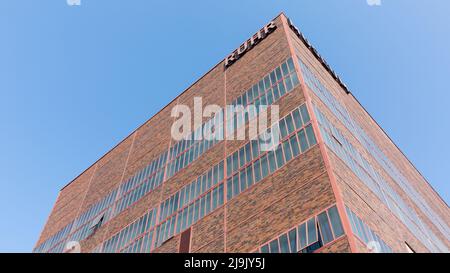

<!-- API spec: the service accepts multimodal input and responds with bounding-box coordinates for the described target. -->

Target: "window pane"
[292,109,303,130]
[269,239,280,253]
[245,165,253,187]
[251,140,259,159]
[300,104,310,123]
[291,73,300,87]
[287,57,295,72]
[278,81,286,96]
[318,212,334,244]
[273,86,280,100]
[298,129,308,152]
[288,228,297,253]
[275,145,285,167]
[232,151,239,173]
[275,67,283,81]
[232,174,239,197]
[253,159,261,183]
[328,206,344,238]
[268,151,277,173]
[239,170,247,192]
[239,148,245,168]
[244,143,252,163]
[279,234,290,253]
[281,62,289,76]
[283,141,293,162]
[307,218,317,244]
[285,75,293,91]
[226,156,232,177]
[218,183,224,206]
[289,135,300,157]
[285,114,295,134]
[305,124,317,146]
[279,119,288,139]
[260,155,269,179]
[261,244,269,253]
[226,178,233,201]
[298,223,307,250]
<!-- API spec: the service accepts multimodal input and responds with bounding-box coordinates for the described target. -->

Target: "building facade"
[34,13,450,253]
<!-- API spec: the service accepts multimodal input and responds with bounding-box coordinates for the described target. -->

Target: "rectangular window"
[289,135,300,157]
[288,228,297,253]
[279,119,288,139]
[218,183,224,206]
[269,239,280,253]
[307,218,317,245]
[244,143,252,164]
[260,155,269,179]
[285,114,295,135]
[298,223,307,250]
[226,156,232,177]
[251,140,259,159]
[268,151,277,173]
[279,234,290,253]
[239,170,247,192]
[260,244,269,253]
[246,167,254,188]
[283,141,293,162]
[253,159,262,183]
[300,104,310,123]
[305,124,317,146]
[273,86,280,100]
[328,206,344,238]
[232,174,239,197]
[298,129,308,152]
[317,211,334,245]
[205,192,211,215]
[232,151,239,173]
[287,57,295,72]
[275,145,285,167]
[239,148,245,168]
[278,81,287,97]
[285,75,293,91]
[281,62,289,76]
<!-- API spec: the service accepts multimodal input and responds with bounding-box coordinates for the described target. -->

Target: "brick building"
[34,13,450,253]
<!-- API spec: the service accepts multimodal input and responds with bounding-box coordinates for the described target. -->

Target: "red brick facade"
[35,13,449,253]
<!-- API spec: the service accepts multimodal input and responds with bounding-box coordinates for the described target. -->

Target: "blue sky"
[0,0,449,252]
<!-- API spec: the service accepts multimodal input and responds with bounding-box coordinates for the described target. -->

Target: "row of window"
[169,111,224,162]
[154,183,225,249]
[159,160,224,222]
[117,152,168,202]
[314,104,447,252]
[33,151,168,253]
[101,208,157,253]
[166,138,220,179]
[226,104,311,178]
[93,102,317,253]
[113,168,164,217]
[255,205,345,253]
[299,56,449,248]
[34,57,305,253]
[231,57,297,109]
[227,124,316,201]
[227,58,300,137]
[345,206,393,253]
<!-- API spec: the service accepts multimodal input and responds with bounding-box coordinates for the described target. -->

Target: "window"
[317,211,333,245]
[279,234,290,253]
[288,228,297,253]
[283,140,293,162]
[327,206,344,238]
[289,135,300,157]
[269,239,280,253]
